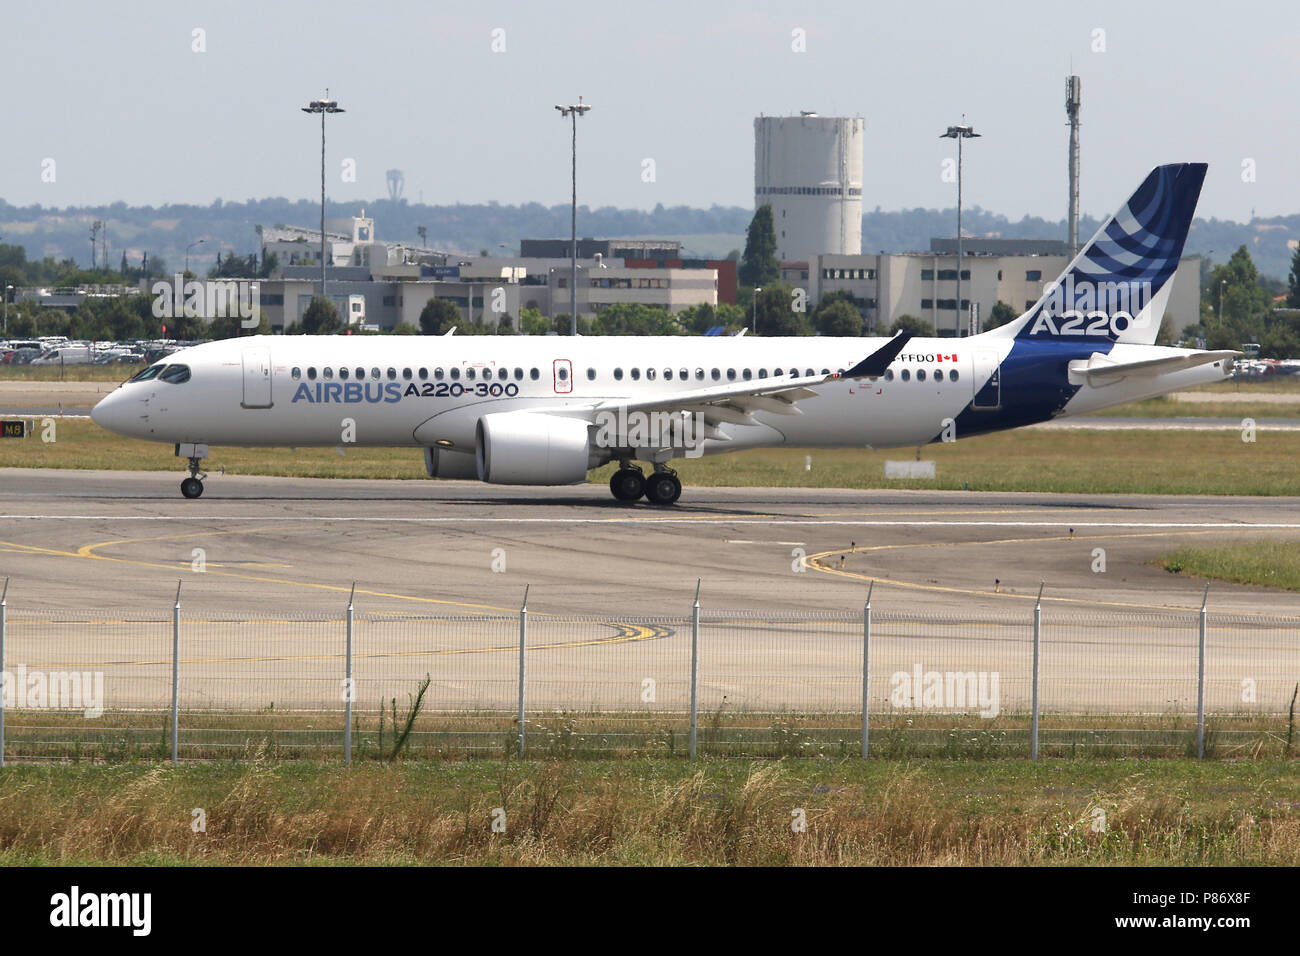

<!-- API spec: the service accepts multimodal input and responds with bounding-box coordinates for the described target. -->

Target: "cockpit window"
[159,364,191,384]
[128,365,165,383]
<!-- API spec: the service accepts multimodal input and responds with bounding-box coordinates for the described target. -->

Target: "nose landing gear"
[180,457,206,499]
[175,443,210,499]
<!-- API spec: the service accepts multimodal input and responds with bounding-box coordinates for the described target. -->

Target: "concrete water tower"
[754,113,864,263]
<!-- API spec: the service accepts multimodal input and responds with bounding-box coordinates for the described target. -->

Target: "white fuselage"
[90,333,1231,464]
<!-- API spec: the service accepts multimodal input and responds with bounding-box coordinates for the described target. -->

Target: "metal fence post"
[345,582,355,765]
[1031,582,1043,761]
[517,585,528,759]
[1197,584,1209,759]
[862,582,873,759]
[0,578,8,770]
[171,580,181,765]
[689,579,700,761]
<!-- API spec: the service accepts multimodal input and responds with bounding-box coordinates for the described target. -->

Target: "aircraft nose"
[91,389,143,435]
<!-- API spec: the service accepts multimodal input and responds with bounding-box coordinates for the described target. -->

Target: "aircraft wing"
[574,332,912,429]
[1068,349,1238,386]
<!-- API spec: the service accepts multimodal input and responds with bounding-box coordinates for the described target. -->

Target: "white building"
[798,241,1202,338]
[755,113,864,264]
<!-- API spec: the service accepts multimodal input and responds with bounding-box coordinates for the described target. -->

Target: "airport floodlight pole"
[185,239,205,276]
[3,285,12,335]
[303,91,345,303]
[1218,280,1226,326]
[753,287,761,335]
[555,97,591,335]
[940,123,980,337]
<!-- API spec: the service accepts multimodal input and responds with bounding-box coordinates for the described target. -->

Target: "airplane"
[91,162,1234,504]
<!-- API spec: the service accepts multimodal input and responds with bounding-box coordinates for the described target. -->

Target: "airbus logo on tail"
[1026,275,1154,338]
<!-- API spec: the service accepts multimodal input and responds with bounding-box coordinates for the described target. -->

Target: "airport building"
[253,213,723,331]
[791,239,1202,337]
[755,113,864,264]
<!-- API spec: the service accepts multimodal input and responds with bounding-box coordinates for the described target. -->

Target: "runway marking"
[4,515,1300,529]
[801,527,1284,612]
[0,532,518,615]
[74,622,674,666]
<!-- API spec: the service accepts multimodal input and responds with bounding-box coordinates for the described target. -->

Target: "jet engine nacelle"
[475,412,595,485]
[424,446,479,480]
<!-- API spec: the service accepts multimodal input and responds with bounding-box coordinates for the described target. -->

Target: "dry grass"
[0,757,1296,865]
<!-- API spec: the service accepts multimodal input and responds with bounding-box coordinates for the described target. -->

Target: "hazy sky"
[2,0,1296,223]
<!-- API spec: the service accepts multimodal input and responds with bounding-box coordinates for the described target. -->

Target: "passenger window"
[530,368,539,380]
[695,369,704,380]
[514,368,523,380]
[820,369,829,376]
[789,368,798,377]
[711,369,720,380]
[646,368,656,380]
[387,368,397,381]
[371,367,380,380]
[290,367,301,381]
[664,369,673,381]
[467,368,476,380]
[402,368,412,380]
[614,368,623,381]
[917,369,927,382]
[807,369,816,377]
[159,364,191,384]
[631,368,641,381]
[950,369,959,381]
[307,367,317,380]
[451,368,460,380]
[884,369,894,381]
[339,367,349,380]
[587,368,596,381]
[758,369,767,379]
[323,367,333,379]
[901,369,911,382]
[742,369,752,380]
[933,368,941,381]
[499,368,509,381]
[434,368,444,380]
[557,367,568,381]
[355,368,364,380]
[418,368,427,380]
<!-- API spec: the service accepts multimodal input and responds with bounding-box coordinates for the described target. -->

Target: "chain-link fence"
[0,581,1297,762]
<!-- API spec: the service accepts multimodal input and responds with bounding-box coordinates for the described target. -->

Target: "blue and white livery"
[92,163,1234,504]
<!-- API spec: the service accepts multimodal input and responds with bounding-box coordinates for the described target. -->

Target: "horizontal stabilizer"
[1068,350,1238,386]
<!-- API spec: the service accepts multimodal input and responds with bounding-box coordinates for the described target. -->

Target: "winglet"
[838,331,912,379]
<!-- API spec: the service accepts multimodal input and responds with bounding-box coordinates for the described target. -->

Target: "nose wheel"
[180,455,206,499]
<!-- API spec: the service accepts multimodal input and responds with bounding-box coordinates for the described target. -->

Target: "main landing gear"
[609,462,682,506]
[180,456,206,499]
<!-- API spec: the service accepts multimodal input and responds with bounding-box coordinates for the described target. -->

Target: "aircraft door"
[553,358,572,394]
[241,347,273,408]
[971,350,1001,410]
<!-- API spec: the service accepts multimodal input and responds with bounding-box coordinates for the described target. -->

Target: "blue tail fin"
[1007,163,1206,344]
